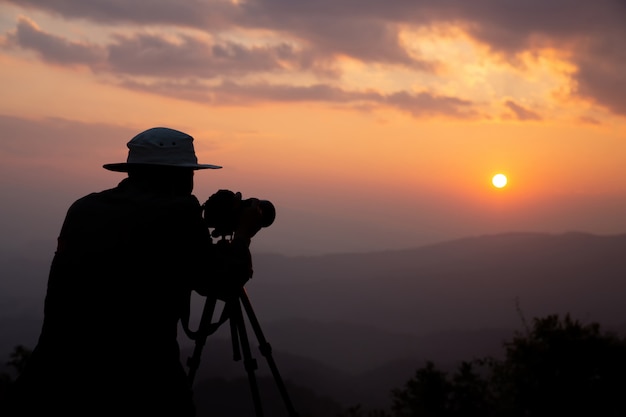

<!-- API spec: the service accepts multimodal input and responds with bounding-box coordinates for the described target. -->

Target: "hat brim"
[103,162,222,172]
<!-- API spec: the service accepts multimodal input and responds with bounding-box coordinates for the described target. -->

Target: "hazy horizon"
[2,1,626,257]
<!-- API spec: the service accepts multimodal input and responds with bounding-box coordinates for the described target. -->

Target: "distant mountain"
[246,231,626,335]
[3,231,626,410]
[179,319,512,409]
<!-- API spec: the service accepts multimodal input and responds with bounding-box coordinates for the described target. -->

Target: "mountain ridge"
[3,231,626,408]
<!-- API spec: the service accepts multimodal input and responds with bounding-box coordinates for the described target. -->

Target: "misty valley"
[3,231,626,415]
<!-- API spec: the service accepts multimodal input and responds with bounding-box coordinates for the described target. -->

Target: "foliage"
[7,315,626,417]
[338,314,626,417]
[0,345,32,409]
[0,345,31,384]
[5,345,32,377]
[490,314,626,416]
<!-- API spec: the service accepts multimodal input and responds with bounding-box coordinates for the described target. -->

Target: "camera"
[202,189,275,236]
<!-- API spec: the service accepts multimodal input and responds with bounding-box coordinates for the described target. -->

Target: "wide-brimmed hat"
[103,127,222,172]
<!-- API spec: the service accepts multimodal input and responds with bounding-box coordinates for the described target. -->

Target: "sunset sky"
[1,0,625,256]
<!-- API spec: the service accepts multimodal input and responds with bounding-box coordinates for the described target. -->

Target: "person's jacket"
[8,177,252,416]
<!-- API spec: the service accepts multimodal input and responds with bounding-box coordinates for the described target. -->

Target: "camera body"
[202,189,275,237]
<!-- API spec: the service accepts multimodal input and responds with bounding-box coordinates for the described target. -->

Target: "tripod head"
[183,195,298,416]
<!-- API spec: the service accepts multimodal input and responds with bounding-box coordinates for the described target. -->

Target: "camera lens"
[258,200,276,227]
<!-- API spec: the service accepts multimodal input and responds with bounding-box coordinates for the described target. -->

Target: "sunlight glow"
[492,174,508,188]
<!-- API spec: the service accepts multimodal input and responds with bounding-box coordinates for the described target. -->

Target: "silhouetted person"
[4,127,262,416]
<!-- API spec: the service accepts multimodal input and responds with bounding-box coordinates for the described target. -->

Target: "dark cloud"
[213,81,378,103]
[3,0,626,116]
[4,18,320,78]
[3,0,438,70]
[445,0,626,116]
[2,0,233,29]
[2,15,476,118]
[230,0,626,119]
[236,1,436,70]
[117,77,218,104]
[574,41,626,115]
[457,0,626,51]
[119,78,478,118]
[107,33,299,77]
[8,17,105,66]
[504,100,542,121]
[386,91,476,118]
[120,78,371,105]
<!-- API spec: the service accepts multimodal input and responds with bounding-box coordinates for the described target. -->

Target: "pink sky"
[1,0,626,256]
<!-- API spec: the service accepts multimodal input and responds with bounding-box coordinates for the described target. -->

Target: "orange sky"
[1,1,625,256]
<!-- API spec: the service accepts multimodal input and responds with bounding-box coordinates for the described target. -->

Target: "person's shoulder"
[66,185,121,213]
[75,186,118,202]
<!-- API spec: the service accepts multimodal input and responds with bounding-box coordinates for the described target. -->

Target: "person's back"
[28,176,203,414]
[5,127,259,416]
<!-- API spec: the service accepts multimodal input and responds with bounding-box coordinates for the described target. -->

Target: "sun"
[492,173,508,188]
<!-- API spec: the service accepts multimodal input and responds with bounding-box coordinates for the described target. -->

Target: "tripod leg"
[230,297,265,417]
[186,297,218,384]
[227,299,242,362]
[239,288,300,417]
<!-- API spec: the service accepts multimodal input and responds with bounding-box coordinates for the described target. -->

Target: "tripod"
[185,286,299,417]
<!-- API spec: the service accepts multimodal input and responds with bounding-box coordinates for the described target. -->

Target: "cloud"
[1,0,233,28]
[237,1,437,70]
[8,16,105,66]
[445,0,626,116]
[504,100,542,121]
[5,17,313,77]
[107,33,302,78]
[386,91,476,118]
[2,0,626,116]
[1,13,477,118]
[117,78,478,118]
[1,0,439,70]
[574,44,626,115]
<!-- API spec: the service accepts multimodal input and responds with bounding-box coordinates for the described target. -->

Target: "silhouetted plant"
[447,361,490,416]
[391,361,450,417]
[0,345,32,409]
[336,404,391,417]
[366,314,626,417]
[0,345,31,385]
[6,345,31,377]
[490,314,626,416]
